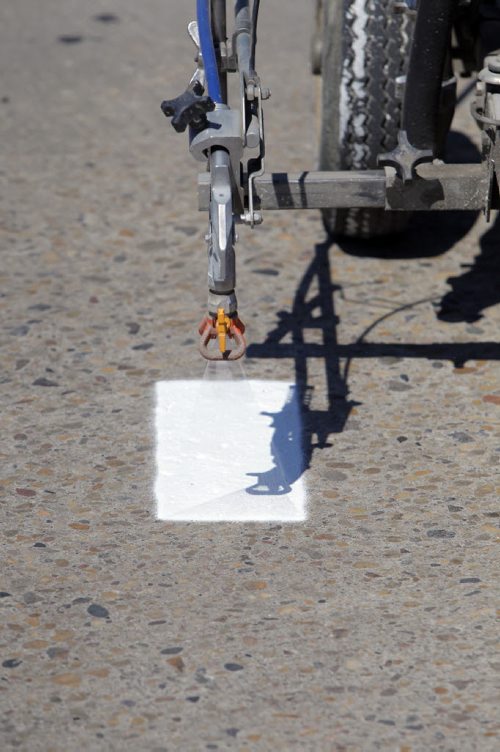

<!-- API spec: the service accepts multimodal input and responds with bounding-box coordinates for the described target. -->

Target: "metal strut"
[160,0,272,359]
[208,148,235,297]
[201,146,246,360]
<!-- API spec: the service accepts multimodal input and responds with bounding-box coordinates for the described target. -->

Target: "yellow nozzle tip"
[216,307,230,353]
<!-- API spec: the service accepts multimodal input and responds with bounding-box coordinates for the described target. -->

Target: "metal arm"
[162,1,267,359]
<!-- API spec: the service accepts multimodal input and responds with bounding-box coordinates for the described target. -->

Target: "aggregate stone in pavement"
[1,1,499,750]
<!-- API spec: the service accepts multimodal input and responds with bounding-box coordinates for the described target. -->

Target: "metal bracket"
[472,52,500,126]
[220,44,238,73]
[187,21,206,89]
[483,94,500,221]
[472,52,500,219]
[189,105,244,211]
[241,84,266,226]
[378,130,433,184]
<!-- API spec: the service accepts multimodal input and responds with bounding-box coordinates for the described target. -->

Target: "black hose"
[211,0,226,45]
[211,0,227,102]
[402,0,455,153]
[250,0,260,73]
[198,0,223,103]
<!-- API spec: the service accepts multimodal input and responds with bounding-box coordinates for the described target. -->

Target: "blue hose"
[196,0,223,104]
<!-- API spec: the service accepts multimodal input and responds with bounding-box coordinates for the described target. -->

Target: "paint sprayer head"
[198,308,246,361]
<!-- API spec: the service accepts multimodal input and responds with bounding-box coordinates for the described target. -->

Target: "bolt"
[488,57,500,74]
[260,87,271,100]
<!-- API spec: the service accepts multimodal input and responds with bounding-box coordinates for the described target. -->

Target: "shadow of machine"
[437,213,500,322]
[247,235,500,478]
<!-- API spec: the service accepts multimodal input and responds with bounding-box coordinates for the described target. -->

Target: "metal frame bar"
[199,163,490,212]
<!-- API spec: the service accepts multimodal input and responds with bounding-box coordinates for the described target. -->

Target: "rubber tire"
[320,0,414,239]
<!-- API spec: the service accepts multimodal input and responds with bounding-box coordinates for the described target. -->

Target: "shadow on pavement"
[247,241,359,478]
[245,384,307,496]
[247,235,500,474]
[437,213,500,322]
[247,129,499,478]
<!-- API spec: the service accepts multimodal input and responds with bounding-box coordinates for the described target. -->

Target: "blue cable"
[196,0,223,104]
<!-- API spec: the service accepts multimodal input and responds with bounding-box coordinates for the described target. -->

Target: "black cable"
[211,0,226,48]
[250,0,260,73]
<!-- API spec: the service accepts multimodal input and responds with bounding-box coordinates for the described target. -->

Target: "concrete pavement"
[1,1,499,749]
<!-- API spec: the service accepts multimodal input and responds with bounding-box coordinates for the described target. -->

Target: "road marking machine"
[161,1,500,359]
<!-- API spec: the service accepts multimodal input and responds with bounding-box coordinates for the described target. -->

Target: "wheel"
[319,0,414,239]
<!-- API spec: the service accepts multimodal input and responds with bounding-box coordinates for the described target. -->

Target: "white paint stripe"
[155,380,307,521]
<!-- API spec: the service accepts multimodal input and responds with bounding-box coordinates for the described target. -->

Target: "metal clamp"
[190,105,244,211]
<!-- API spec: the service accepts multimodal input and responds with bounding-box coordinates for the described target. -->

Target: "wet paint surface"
[155,380,306,521]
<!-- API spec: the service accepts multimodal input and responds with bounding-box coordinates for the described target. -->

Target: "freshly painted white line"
[155,380,307,521]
